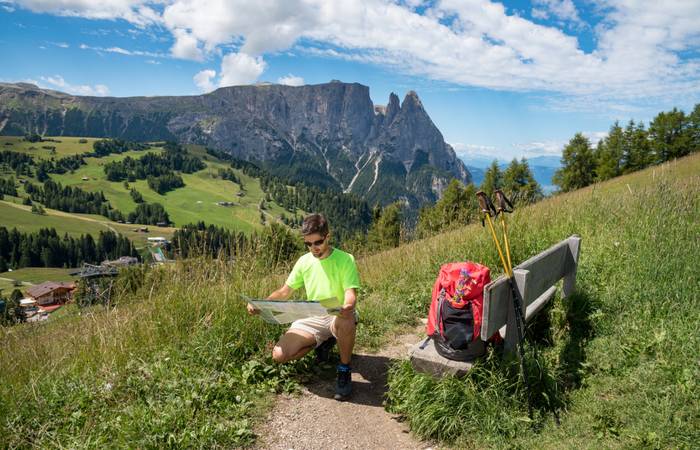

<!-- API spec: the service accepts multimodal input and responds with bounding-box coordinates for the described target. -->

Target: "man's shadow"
[305,353,398,407]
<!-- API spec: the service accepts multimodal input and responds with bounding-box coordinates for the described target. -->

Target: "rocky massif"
[0,81,470,207]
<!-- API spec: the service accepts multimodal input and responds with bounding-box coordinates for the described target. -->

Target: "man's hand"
[246,303,260,315]
[339,303,355,319]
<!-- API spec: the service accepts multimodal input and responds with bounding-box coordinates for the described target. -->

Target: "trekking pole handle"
[494,189,514,214]
[476,191,497,217]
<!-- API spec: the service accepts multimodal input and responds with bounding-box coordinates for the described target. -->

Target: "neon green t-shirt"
[285,248,360,303]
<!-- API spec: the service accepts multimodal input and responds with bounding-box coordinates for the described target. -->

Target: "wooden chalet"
[26,281,76,306]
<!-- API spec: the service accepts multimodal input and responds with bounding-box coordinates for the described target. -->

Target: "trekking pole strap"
[494,189,514,214]
[476,190,498,217]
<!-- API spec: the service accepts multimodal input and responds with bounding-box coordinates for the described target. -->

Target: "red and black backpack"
[426,261,497,361]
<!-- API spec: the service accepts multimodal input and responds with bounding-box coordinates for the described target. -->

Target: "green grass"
[3,136,300,233]
[0,267,76,284]
[0,154,697,448]
[379,155,700,448]
[0,199,108,237]
[0,199,174,248]
[0,136,99,158]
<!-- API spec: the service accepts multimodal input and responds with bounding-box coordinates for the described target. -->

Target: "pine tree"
[689,103,700,154]
[595,121,624,181]
[553,133,596,192]
[501,158,542,204]
[621,120,651,173]
[649,108,692,163]
[367,202,402,250]
[480,160,502,197]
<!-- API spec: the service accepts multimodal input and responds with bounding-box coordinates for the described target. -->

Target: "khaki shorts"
[289,311,359,347]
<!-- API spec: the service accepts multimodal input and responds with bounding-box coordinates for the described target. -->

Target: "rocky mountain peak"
[385,92,401,123]
[0,81,471,208]
[401,90,423,111]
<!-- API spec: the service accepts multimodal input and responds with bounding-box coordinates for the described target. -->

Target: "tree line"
[554,104,700,192]
[171,221,302,267]
[127,202,171,225]
[0,150,34,177]
[103,142,204,188]
[0,227,138,272]
[36,155,86,181]
[147,173,184,194]
[24,180,125,222]
[413,158,542,239]
[91,139,149,157]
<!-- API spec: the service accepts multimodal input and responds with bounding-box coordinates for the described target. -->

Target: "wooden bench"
[409,235,582,376]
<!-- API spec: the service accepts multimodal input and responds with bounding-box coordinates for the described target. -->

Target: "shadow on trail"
[305,353,398,408]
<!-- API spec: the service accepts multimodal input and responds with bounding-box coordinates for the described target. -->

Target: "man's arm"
[339,288,357,319]
[267,284,293,300]
[246,284,294,315]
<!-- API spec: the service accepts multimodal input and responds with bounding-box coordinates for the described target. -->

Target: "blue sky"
[1,0,699,165]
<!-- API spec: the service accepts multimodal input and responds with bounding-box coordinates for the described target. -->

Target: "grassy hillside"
[0,198,175,247]
[0,136,102,158]
[0,154,698,448]
[0,267,76,297]
[1,136,299,233]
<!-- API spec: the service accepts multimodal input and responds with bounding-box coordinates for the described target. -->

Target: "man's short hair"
[301,213,329,236]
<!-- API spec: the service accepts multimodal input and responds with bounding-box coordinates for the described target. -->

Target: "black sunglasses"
[304,236,327,247]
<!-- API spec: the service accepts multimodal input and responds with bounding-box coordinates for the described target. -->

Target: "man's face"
[303,232,331,259]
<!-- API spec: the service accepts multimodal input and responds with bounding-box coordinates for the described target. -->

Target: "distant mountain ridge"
[0,81,471,207]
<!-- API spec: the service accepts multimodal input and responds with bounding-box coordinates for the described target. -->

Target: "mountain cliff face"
[0,81,470,207]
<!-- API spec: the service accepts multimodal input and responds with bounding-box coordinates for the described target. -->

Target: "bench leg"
[504,269,529,356]
[563,236,582,298]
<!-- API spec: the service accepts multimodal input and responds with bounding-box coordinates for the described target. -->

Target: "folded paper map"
[243,295,343,325]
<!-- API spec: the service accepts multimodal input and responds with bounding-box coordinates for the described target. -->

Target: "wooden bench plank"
[481,235,581,342]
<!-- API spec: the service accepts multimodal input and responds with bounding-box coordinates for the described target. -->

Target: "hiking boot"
[334,365,352,401]
[314,336,336,363]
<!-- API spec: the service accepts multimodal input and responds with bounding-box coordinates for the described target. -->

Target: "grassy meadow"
[1,136,298,233]
[0,153,698,448]
[0,267,76,297]
[0,199,175,248]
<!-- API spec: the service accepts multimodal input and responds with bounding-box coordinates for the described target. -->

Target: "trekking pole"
[476,191,509,275]
[477,190,534,420]
[494,189,515,275]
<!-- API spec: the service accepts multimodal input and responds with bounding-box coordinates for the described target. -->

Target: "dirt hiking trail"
[254,327,438,450]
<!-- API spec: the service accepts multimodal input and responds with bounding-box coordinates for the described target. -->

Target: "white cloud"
[9,0,700,109]
[79,43,166,58]
[512,140,566,157]
[105,46,131,55]
[10,0,158,26]
[451,142,497,157]
[277,74,304,86]
[532,0,584,28]
[170,28,203,61]
[40,75,110,96]
[193,69,217,92]
[219,52,266,86]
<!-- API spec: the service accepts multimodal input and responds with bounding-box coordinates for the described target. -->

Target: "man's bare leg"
[272,329,316,363]
[332,315,356,365]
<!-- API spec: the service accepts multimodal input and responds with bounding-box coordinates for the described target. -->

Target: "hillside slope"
[0,154,698,448]
[0,136,296,233]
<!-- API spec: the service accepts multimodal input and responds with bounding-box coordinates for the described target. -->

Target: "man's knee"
[272,345,288,364]
[334,316,356,336]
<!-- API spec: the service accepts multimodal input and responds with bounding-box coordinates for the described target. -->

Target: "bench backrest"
[480,235,581,352]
